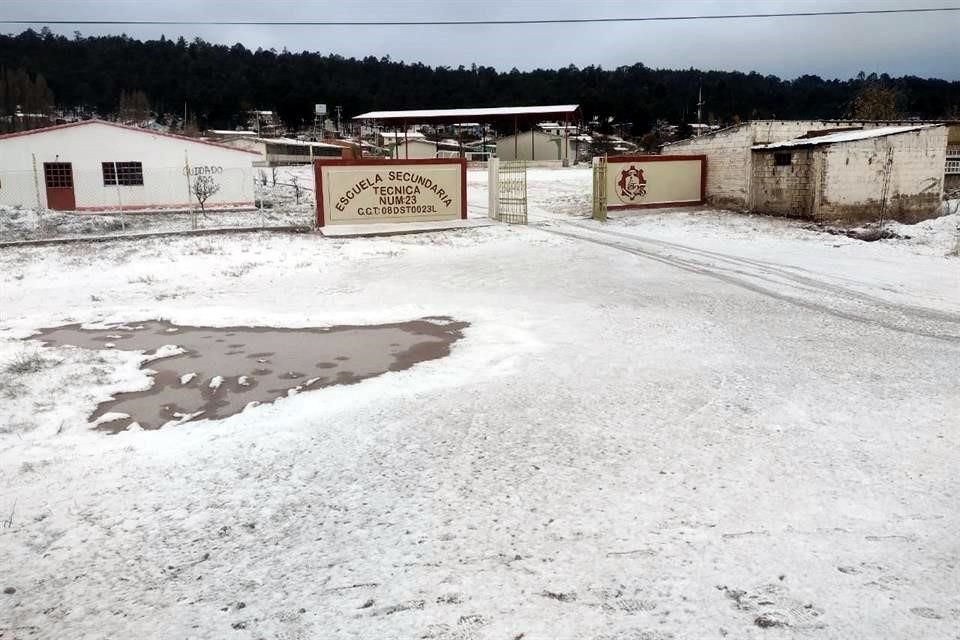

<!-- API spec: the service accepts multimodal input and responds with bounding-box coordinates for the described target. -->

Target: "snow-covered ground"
[1,167,959,639]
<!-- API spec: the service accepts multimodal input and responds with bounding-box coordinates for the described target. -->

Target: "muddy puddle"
[33,317,467,432]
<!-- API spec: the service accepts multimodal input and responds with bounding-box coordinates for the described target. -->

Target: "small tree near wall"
[192,175,221,213]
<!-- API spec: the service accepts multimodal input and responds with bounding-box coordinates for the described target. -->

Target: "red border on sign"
[604,154,707,210]
[313,158,468,227]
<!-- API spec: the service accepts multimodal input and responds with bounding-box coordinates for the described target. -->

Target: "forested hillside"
[2,28,959,132]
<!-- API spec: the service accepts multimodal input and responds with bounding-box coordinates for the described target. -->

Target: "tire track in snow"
[566,221,960,323]
[536,222,960,343]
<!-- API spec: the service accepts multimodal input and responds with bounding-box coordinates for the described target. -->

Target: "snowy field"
[1,167,959,639]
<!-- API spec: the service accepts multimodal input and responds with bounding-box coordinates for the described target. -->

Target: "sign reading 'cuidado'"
[315,159,466,226]
[602,155,705,209]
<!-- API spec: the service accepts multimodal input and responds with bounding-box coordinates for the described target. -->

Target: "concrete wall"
[749,149,818,218]
[0,121,258,210]
[390,140,451,160]
[496,131,576,162]
[817,126,947,224]
[662,124,754,209]
[663,120,947,210]
[947,124,960,145]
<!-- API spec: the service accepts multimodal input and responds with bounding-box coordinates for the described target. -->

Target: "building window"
[102,161,144,186]
[774,153,792,167]
[44,162,74,187]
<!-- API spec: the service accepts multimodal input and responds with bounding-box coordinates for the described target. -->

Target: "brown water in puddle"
[33,317,467,433]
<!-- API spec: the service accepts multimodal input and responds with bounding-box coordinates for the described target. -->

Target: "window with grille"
[102,161,144,186]
[774,153,792,167]
[44,163,74,187]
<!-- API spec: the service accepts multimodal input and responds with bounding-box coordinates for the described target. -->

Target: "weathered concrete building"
[496,130,579,163]
[749,125,946,223]
[221,137,347,165]
[662,120,954,216]
[388,138,460,160]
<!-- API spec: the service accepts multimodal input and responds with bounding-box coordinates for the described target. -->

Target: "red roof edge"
[0,119,262,155]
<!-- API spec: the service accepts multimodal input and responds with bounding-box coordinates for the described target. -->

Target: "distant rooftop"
[753,124,939,150]
[207,129,257,137]
[259,137,344,148]
[378,131,426,140]
[354,105,580,124]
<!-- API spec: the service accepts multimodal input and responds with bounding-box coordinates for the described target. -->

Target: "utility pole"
[696,85,705,135]
[335,105,343,136]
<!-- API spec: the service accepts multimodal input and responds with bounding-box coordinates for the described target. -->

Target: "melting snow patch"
[170,410,205,425]
[180,372,197,385]
[91,412,131,427]
[209,375,225,390]
[145,344,187,362]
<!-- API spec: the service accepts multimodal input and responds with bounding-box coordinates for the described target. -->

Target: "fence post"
[113,162,126,232]
[255,168,265,228]
[592,155,608,222]
[487,157,499,220]
[184,151,196,230]
[31,153,43,236]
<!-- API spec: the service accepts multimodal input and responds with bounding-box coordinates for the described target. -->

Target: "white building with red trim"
[0,120,260,212]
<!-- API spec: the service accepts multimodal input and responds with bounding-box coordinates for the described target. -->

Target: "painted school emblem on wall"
[616,165,647,202]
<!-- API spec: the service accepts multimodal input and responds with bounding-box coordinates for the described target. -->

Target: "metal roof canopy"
[353,104,580,126]
[752,124,939,151]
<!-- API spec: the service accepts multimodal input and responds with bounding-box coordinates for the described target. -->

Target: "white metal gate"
[487,157,527,224]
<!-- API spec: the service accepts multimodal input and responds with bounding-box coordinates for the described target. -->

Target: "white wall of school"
[0,122,257,210]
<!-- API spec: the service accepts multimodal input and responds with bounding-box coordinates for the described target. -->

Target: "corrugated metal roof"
[353,105,579,121]
[259,137,343,148]
[752,124,939,150]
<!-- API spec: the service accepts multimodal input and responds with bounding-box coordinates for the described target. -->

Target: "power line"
[1,6,959,26]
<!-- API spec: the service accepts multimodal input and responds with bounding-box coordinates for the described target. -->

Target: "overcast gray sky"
[2,0,958,80]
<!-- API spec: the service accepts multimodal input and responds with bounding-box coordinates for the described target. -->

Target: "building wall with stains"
[749,127,946,224]
[664,120,953,212]
[816,126,947,224]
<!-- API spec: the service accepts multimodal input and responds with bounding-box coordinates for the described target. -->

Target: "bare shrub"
[4,352,51,375]
[221,262,259,277]
[291,175,303,204]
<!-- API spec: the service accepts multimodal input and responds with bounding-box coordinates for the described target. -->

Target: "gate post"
[592,155,608,221]
[487,157,499,220]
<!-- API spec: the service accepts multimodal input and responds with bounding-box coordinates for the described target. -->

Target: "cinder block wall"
[749,149,816,218]
[662,124,753,209]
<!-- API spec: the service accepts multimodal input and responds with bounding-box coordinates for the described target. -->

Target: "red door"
[43,162,76,210]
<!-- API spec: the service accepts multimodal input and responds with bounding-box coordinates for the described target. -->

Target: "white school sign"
[314,159,467,226]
